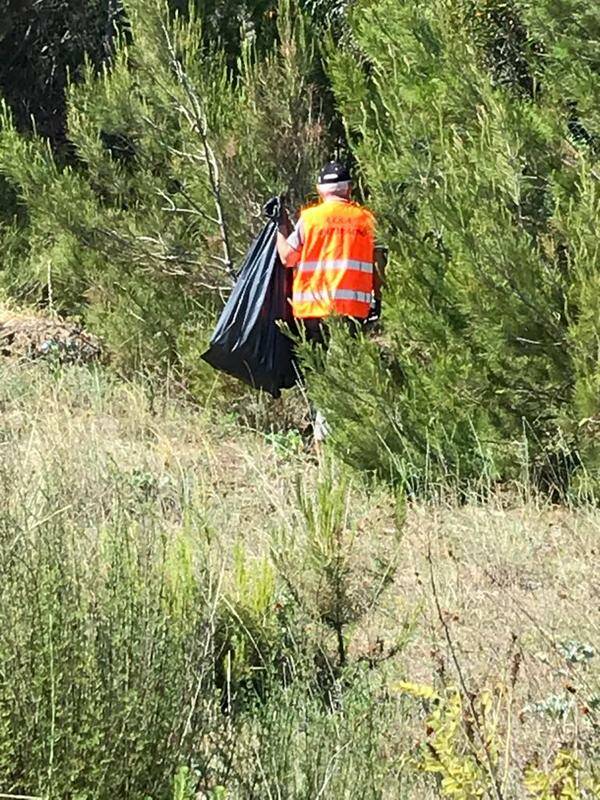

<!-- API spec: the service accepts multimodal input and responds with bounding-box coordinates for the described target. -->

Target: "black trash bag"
[201,218,298,398]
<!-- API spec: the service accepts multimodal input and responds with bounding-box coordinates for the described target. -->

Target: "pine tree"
[0,0,329,378]
[313,0,600,494]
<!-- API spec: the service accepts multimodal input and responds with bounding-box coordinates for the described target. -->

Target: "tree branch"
[160,20,236,281]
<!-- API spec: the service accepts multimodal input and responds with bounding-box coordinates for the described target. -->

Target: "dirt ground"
[0,307,101,363]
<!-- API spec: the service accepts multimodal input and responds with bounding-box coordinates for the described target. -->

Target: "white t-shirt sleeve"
[286,218,305,252]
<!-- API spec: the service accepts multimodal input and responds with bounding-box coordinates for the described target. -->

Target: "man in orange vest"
[276,161,382,341]
[273,161,384,442]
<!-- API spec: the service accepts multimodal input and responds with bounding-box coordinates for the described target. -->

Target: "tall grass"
[0,363,411,799]
[0,500,407,798]
[0,362,598,799]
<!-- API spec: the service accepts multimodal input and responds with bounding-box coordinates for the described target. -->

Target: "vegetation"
[1,0,600,492]
[0,0,327,379]
[318,0,600,492]
[1,1,599,795]
[0,362,597,797]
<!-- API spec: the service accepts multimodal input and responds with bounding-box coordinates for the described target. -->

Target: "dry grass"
[386,503,599,768]
[1,359,598,795]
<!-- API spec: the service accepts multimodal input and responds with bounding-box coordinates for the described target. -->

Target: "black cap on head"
[318,161,352,184]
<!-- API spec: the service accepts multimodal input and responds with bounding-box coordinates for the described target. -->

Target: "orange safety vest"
[289,200,375,319]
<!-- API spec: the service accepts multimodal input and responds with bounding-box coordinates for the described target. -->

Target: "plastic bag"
[201,218,298,398]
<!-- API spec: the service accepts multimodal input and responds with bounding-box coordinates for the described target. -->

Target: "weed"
[264,428,303,457]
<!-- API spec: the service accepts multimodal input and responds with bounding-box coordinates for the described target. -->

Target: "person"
[276,161,383,333]
[274,161,385,442]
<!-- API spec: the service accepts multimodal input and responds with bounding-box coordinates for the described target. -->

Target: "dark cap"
[318,161,352,184]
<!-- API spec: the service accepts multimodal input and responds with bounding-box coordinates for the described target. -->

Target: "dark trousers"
[297,316,364,348]
[295,317,365,443]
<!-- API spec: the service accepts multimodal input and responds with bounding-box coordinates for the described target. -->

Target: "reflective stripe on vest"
[299,259,374,274]
[293,289,372,304]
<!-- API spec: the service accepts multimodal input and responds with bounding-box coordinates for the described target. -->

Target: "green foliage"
[398,682,600,799]
[0,515,209,797]
[397,684,497,799]
[298,321,503,495]
[313,0,600,494]
[524,750,600,799]
[0,361,598,797]
[0,500,408,798]
[265,427,304,456]
[4,0,600,499]
[212,544,291,709]
[273,460,403,667]
[0,362,412,800]
[0,0,329,381]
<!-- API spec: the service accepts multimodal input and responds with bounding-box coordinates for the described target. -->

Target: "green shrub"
[273,459,403,669]
[316,0,600,494]
[0,364,412,798]
[0,0,328,384]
